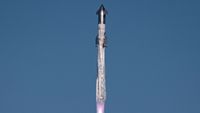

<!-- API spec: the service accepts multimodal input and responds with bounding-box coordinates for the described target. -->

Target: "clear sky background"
[0,0,200,113]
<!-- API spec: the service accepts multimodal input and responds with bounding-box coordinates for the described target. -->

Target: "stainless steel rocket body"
[96,5,107,105]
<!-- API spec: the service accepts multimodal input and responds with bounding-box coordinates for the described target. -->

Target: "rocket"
[96,4,107,113]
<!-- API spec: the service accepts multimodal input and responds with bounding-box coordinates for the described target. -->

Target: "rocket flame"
[97,102,104,113]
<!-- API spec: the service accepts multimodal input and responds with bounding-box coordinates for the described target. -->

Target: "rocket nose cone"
[96,4,107,15]
[96,4,107,24]
[100,4,105,10]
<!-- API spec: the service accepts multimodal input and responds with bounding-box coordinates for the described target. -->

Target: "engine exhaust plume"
[97,102,104,113]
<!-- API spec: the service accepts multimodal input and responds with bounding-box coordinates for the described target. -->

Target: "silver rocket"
[96,4,107,113]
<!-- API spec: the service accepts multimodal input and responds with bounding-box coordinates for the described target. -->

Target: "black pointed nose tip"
[100,4,105,10]
[96,4,107,15]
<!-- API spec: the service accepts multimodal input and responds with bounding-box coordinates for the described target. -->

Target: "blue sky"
[0,0,200,113]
